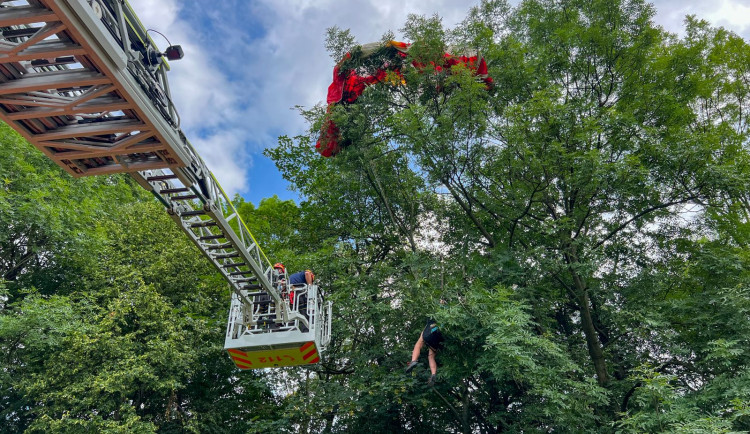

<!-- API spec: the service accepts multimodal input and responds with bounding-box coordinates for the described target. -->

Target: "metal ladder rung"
[180,210,206,217]
[190,220,217,228]
[161,187,189,194]
[243,284,262,290]
[235,278,257,283]
[172,194,198,201]
[147,174,178,181]
[214,252,239,259]
[229,271,254,276]
[206,242,232,250]
[221,262,246,268]
[199,234,225,241]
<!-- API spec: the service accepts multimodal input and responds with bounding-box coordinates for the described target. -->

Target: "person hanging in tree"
[405,313,444,386]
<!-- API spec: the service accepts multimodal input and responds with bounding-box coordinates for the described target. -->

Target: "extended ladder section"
[0,0,330,368]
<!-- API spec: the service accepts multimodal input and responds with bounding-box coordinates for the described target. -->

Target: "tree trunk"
[578,290,609,385]
[566,246,609,385]
[461,380,471,434]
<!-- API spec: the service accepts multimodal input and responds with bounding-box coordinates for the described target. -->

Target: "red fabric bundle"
[316,41,493,157]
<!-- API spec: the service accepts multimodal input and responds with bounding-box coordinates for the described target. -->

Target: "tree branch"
[593,196,698,250]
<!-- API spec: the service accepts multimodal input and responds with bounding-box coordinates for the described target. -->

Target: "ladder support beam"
[0,70,111,95]
[0,6,57,27]
[0,41,87,63]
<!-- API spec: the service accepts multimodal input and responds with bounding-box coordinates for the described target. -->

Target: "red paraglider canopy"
[317,40,493,157]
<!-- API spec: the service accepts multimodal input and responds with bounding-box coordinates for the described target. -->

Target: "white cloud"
[127,0,250,195]
[189,129,250,195]
[704,0,750,35]
[124,0,179,27]
[650,0,750,38]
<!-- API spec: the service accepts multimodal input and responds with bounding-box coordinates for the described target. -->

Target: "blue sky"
[128,0,750,206]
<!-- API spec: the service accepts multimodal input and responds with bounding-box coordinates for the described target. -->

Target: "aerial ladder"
[0,0,331,369]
